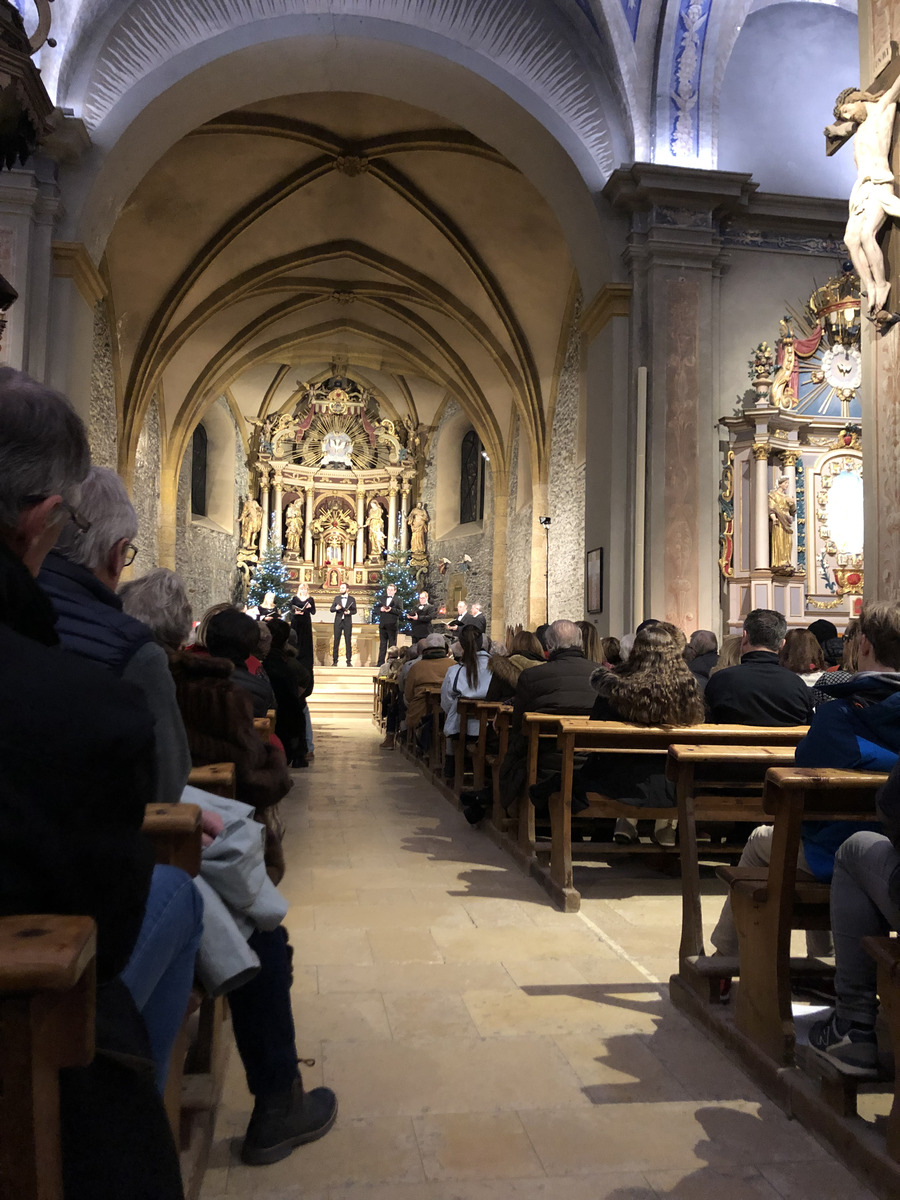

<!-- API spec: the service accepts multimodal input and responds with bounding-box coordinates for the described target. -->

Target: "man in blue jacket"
[803,601,900,1078]
[709,602,899,978]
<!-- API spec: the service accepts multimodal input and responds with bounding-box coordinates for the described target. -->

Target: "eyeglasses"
[20,494,91,534]
[122,543,138,567]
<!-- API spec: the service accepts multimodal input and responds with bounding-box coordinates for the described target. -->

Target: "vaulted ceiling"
[104,93,576,480]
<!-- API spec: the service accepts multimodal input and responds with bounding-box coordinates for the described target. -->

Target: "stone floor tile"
[321,1036,590,1116]
[643,1164,783,1199]
[461,897,541,927]
[383,990,482,1039]
[317,961,518,994]
[757,1159,879,1199]
[289,928,374,966]
[326,1176,657,1200]
[367,927,444,963]
[462,984,663,1038]
[314,901,471,930]
[553,1033,691,1103]
[432,925,617,963]
[413,1111,545,1180]
[501,960,595,988]
[291,992,391,1041]
[356,887,418,905]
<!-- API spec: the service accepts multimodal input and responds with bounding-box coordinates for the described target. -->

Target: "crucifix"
[825,52,900,326]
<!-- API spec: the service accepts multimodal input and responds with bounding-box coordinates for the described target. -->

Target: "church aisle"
[199,718,875,1200]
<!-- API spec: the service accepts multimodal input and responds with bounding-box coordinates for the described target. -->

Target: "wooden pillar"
[753,444,770,571]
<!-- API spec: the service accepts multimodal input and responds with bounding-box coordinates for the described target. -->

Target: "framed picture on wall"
[586,547,603,613]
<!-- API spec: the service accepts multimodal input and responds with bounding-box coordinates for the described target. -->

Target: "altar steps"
[307,665,378,718]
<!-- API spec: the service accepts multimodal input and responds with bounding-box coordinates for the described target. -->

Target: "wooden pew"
[517,712,570,861]
[488,705,513,830]
[252,708,276,742]
[421,685,445,776]
[541,720,809,910]
[187,762,237,800]
[0,914,96,1200]
[864,936,900,1162]
[453,697,480,794]
[665,744,797,1001]
[467,700,503,797]
[721,766,885,1066]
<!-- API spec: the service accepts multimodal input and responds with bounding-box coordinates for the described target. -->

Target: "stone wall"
[175,398,246,617]
[132,393,160,573]
[504,416,533,629]
[547,308,585,622]
[89,302,117,469]
[420,400,494,628]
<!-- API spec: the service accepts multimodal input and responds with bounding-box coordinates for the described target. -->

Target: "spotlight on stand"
[539,516,551,527]
[539,517,551,619]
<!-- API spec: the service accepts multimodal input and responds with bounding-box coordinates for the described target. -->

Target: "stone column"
[388,479,399,553]
[259,470,270,556]
[272,472,283,553]
[604,165,755,632]
[752,444,770,571]
[356,484,366,565]
[304,483,314,561]
[400,481,410,554]
[780,450,799,570]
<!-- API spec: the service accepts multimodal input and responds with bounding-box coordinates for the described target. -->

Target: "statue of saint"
[768,477,796,571]
[284,498,304,554]
[240,496,263,549]
[408,503,429,554]
[367,499,386,556]
[825,76,900,315]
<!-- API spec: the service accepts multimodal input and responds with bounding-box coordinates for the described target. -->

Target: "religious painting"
[586,547,604,613]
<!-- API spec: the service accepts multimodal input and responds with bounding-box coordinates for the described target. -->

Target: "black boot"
[240,1077,338,1166]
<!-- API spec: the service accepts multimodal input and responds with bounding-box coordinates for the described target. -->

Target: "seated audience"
[188,601,233,652]
[577,619,602,664]
[377,645,400,677]
[808,617,844,668]
[779,627,825,686]
[811,620,859,707]
[404,632,452,749]
[618,632,635,662]
[0,369,183,1198]
[262,618,311,767]
[686,629,718,692]
[576,625,705,844]
[206,608,277,717]
[808,755,900,1076]
[709,600,900,976]
[120,568,337,1163]
[499,619,597,807]
[486,629,545,701]
[709,631,742,675]
[704,608,813,725]
[600,636,622,667]
[441,625,491,776]
[656,620,687,654]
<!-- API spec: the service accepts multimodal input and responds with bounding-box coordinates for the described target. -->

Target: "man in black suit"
[446,600,468,633]
[375,582,403,665]
[406,590,436,643]
[463,602,487,637]
[330,582,357,665]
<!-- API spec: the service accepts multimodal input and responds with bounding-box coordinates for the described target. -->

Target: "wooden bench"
[252,707,277,742]
[721,767,885,1066]
[0,914,97,1200]
[539,720,809,910]
[665,744,797,1000]
[421,685,445,776]
[187,762,236,800]
[488,704,514,831]
[864,936,900,1162]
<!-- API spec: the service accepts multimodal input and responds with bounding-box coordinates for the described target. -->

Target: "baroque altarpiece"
[719,269,864,631]
[237,376,425,610]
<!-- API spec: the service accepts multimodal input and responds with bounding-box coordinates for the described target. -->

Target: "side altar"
[719,269,864,631]
[236,376,428,610]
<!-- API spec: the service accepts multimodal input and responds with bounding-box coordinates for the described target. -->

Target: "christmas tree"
[248,515,293,610]
[372,552,420,631]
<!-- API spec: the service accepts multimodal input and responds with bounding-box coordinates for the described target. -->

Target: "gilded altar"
[718,270,864,630]
[237,376,424,604]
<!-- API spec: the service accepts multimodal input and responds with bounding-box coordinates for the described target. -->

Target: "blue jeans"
[121,864,204,1091]
[305,704,314,754]
[832,831,900,1026]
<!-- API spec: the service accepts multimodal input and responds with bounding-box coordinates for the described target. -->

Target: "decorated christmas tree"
[372,552,420,631]
[248,516,293,610]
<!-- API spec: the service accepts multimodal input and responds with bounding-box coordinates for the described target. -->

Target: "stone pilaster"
[604,164,756,633]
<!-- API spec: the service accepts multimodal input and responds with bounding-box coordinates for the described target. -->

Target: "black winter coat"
[704,650,813,726]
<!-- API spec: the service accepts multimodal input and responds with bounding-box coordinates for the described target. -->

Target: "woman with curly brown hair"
[778,628,825,685]
[578,625,705,845]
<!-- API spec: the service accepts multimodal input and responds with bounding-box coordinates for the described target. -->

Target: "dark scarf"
[0,539,59,646]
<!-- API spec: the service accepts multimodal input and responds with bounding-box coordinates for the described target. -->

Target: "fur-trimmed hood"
[489,651,545,689]
[169,647,235,681]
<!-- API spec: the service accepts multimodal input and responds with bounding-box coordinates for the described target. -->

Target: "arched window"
[191,424,208,517]
[459,429,485,524]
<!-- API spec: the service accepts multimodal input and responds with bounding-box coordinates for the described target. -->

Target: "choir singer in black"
[376,582,403,665]
[406,590,436,643]
[330,582,357,665]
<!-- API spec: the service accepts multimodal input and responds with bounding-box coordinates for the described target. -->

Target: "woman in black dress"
[289,584,316,669]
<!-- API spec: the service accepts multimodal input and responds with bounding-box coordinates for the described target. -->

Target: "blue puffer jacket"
[793,672,900,879]
[38,550,152,676]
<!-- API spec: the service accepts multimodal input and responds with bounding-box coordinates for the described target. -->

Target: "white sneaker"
[614,817,638,844]
[653,819,677,847]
